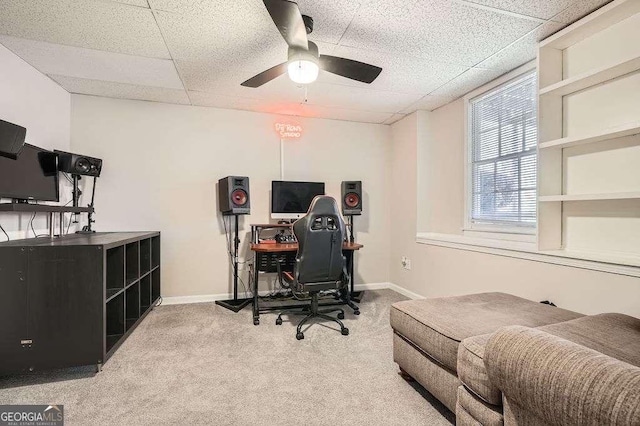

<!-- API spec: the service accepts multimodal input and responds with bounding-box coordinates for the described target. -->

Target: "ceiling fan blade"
[319,55,382,84]
[241,62,288,88]
[263,0,308,50]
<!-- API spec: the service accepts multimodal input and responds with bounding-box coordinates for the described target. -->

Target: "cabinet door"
[27,246,104,370]
[0,247,30,374]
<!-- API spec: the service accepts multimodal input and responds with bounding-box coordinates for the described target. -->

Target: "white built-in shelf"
[540,0,640,50]
[540,249,640,269]
[539,121,640,149]
[539,192,640,202]
[539,56,640,97]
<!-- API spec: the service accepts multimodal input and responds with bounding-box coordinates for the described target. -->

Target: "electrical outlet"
[401,256,411,270]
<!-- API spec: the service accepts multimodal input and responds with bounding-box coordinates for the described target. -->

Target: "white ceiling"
[0,0,611,124]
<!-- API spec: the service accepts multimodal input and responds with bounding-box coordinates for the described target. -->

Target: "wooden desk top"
[251,242,363,252]
[250,223,351,228]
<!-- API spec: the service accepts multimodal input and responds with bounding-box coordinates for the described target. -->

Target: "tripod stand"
[215,214,252,312]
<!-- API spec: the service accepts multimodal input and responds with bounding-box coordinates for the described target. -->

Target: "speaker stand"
[216,214,252,312]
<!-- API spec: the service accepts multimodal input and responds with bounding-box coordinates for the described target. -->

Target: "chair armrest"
[484,326,640,426]
[275,260,294,288]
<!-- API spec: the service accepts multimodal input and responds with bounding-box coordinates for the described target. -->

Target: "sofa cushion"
[538,313,640,367]
[457,333,501,405]
[457,385,504,426]
[390,292,582,372]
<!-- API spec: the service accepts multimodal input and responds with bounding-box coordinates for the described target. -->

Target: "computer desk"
[249,226,363,325]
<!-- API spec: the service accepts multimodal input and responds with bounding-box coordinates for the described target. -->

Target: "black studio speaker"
[341,181,362,215]
[218,176,250,215]
[0,119,27,159]
[55,150,103,177]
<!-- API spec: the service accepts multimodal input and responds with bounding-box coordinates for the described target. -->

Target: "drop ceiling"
[0,0,611,124]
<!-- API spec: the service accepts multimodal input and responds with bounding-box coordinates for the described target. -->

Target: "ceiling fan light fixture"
[287,58,319,84]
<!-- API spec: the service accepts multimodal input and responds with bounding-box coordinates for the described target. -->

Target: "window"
[468,71,537,230]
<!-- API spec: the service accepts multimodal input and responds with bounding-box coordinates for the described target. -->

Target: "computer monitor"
[0,144,59,202]
[271,181,325,220]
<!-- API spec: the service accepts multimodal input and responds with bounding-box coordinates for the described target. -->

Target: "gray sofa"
[390,292,640,425]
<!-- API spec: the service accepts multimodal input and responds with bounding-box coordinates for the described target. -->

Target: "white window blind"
[469,71,537,227]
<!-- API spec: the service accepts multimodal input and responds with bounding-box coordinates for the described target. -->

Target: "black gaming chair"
[275,195,350,340]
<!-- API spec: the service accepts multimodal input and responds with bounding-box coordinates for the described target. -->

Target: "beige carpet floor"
[0,289,453,425]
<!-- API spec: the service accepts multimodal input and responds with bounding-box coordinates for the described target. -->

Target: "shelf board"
[540,0,640,50]
[539,192,640,202]
[539,121,640,149]
[0,203,93,213]
[124,278,140,291]
[539,56,640,97]
[106,288,124,303]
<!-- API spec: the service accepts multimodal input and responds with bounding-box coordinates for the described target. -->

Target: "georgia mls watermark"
[0,405,64,426]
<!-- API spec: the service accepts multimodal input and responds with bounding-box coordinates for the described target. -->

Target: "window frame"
[463,62,537,238]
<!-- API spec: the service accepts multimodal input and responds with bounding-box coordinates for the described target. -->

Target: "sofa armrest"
[484,326,640,426]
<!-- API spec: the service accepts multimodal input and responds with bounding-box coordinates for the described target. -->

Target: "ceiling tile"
[155,10,287,72]
[0,0,170,58]
[461,0,573,20]
[175,60,308,102]
[299,105,394,124]
[149,0,275,35]
[295,0,362,44]
[50,75,190,104]
[476,21,565,72]
[339,0,539,66]
[0,36,183,89]
[190,90,393,124]
[318,45,468,95]
[400,94,455,113]
[430,67,503,99]
[551,0,612,24]
[305,83,423,113]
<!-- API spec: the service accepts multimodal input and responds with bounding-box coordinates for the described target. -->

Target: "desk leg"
[348,250,364,303]
[344,251,361,313]
[252,251,260,325]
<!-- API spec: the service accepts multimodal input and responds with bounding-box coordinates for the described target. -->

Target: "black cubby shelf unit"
[0,232,161,375]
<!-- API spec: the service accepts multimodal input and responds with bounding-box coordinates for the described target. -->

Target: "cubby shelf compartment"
[106,292,125,353]
[539,192,640,202]
[125,242,139,285]
[125,281,140,331]
[140,238,151,276]
[539,56,640,97]
[106,246,125,296]
[140,274,152,313]
[539,122,640,150]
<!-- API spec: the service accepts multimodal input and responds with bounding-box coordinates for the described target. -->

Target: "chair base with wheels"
[275,291,349,340]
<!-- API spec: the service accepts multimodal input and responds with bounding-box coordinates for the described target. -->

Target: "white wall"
[70,95,391,298]
[0,44,71,240]
[389,100,640,317]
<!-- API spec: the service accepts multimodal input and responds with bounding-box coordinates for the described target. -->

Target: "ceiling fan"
[241,0,383,88]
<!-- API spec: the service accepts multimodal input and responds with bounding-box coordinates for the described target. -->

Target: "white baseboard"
[162,282,423,305]
[386,283,426,300]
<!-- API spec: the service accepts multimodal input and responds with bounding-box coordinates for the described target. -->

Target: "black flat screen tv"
[0,144,59,202]
[271,181,325,219]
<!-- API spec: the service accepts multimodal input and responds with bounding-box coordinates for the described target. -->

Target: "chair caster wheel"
[253,318,260,325]
[276,318,283,325]
[354,310,360,316]
[338,313,345,320]
[341,328,350,336]
[296,332,304,340]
